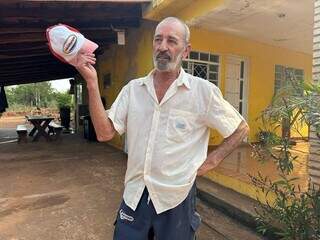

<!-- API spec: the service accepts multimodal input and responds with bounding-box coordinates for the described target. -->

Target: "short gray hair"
[157,17,190,44]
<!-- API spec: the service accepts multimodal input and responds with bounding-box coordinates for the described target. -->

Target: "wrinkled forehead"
[154,20,185,40]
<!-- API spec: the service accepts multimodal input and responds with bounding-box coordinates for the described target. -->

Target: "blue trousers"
[113,184,201,240]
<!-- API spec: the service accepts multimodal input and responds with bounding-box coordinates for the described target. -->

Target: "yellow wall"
[97,20,156,149]
[189,28,312,143]
[96,21,312,147]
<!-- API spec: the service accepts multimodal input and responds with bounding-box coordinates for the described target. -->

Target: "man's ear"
[183,44,191,59]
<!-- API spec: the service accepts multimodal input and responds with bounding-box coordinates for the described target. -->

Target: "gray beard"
[153,51,184,72]
[154,59,171,71]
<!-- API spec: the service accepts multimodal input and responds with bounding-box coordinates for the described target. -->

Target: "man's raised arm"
[75,51,116,142]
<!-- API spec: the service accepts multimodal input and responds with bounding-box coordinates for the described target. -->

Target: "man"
[76,17,249,240]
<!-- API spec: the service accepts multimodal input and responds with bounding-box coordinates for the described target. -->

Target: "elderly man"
[76,17,249,240]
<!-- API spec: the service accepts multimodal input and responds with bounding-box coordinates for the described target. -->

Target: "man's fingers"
[77,52,95,59]
[87,56,96,62]
[81,55,96,62]
[87,64,96,71]
[88,58,96,64]
[78,56,96,66]
[83,52,95,58]
[86,53,95,57]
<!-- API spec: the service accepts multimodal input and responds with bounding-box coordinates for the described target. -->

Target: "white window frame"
[182,51,220,86]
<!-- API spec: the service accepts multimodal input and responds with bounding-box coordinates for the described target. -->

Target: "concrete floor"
[0,133,218,240]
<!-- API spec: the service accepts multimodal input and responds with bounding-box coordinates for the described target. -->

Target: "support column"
[309,0,320,187]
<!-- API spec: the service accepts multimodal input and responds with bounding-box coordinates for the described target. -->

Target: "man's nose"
[158,39,168,51]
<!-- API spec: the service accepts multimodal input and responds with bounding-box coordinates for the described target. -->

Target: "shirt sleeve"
[204,85,245,138]
[106,85,129,135]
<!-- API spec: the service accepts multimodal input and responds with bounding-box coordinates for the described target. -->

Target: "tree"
[54,91,72,109]
[6,82,55,108]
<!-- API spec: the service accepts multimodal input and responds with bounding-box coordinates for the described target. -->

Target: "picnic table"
[26,115,54,141]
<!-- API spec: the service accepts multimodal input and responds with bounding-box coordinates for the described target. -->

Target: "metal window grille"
[182,51,220,86]
[274,64,304,94]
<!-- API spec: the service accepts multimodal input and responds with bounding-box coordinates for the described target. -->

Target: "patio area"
[0,122,224,239]
[0,115,310,239]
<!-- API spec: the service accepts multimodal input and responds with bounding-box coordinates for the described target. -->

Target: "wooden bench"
[48,122,63,141]
[16,124,28,143]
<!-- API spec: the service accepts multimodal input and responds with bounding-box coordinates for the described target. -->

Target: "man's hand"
[197,121,249,176]
[75,50,97,87]
[73,50,115,142]
[197,157,220,176]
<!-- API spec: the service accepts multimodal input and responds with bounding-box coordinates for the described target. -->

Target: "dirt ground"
[0,116,27,129]
[0,115,218,240]
[0,134,126,240]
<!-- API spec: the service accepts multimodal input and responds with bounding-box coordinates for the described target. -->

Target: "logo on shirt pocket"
[166,109,197,142]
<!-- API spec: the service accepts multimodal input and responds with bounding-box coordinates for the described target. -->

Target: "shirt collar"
[139,68,191,90]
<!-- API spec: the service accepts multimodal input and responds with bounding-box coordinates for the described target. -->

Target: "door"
[225,55,248,120]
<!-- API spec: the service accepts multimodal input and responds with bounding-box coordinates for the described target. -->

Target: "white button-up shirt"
[107,68,243,214]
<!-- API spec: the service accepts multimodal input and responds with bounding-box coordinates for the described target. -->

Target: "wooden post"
[309,0,320,187]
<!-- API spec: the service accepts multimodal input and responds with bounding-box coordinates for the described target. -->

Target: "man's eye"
[168,39,178,44]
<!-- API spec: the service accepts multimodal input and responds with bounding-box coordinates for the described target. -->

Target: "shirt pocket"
[166,109,197,143]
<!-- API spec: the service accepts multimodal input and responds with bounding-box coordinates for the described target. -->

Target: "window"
[274,65,304,138]
[182,51,220,86]
[275,65,304,94]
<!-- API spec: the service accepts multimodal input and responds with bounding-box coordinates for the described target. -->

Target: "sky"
[50,78,71,92]
[6,78,72,92]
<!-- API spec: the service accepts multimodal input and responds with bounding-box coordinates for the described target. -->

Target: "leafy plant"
[251,172,320,239]
[257,130,281,146]
[54,91,72,109]
[250,76,320,239]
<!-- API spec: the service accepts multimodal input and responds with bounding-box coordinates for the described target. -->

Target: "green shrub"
[55,92,72,109]
[251,79,320,240]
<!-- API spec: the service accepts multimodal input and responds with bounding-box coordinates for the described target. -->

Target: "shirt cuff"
[220,116,244,138]
[106,109,125,135]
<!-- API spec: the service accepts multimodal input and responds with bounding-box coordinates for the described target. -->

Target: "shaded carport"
[0,1,147,239]
[0,0,151,141]
[0,0,150,87]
